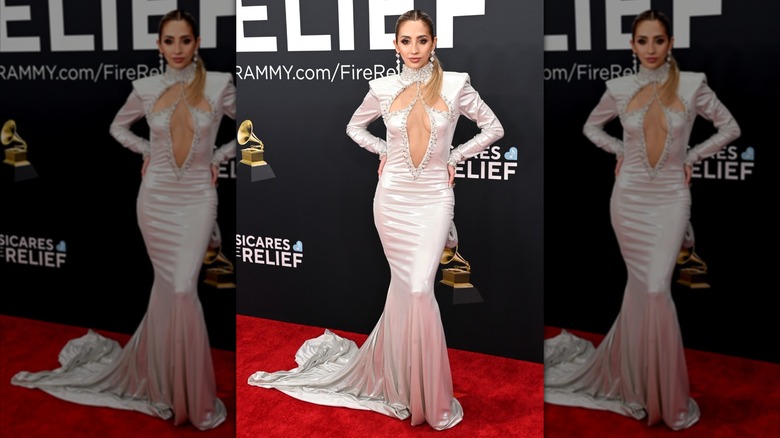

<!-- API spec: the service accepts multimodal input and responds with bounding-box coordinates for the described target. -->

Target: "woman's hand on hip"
[684,164,692,186]
[378,155,387,178]
[448,165,456,187]
[141,156,150,177]
[614,155,623,177]
[211,164,219,187]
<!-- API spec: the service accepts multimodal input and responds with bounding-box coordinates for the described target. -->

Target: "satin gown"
[248,64,503,430]
[544,64,740,430]
[10,63,236,431]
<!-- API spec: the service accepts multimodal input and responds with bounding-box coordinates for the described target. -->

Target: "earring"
[159,52,164,72]
[429,50,435,67]
[193,52,199,63]
[666,51,671,65]
[396,52,400,70]
[632,52,637,72]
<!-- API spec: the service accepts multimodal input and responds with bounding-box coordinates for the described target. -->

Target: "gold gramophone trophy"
[2,119,38,181]
[237,119,275,182]
[676,222,710,289]
[676,247,709,289]
[203,250,236,289]
[202,223,236,289]
[440,246,474,288]
[439,223,483,304]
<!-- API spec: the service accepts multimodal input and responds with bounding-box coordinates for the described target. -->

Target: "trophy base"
[438,280,484,304]
[238,162,275,182]
[439,268,483,304]
[203,267,236,289]
[1,161,37,182]
[677,267,710,289]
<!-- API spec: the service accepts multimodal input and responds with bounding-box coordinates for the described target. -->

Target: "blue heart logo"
[293,241,303,252]
[504,147,518,161]
[56,241,66,252]
[741,147,754,161]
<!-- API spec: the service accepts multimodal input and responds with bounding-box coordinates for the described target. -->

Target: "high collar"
[399,63,433,85]
[636,62,670,85]
[162,62,197,85]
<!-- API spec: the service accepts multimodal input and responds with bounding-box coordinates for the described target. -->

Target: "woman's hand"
[141,156,150,177]
[684,163,692,186]
[378,155,387,178]
[448,165,456,187]
[211,164,219,187]
[614,155,623,177]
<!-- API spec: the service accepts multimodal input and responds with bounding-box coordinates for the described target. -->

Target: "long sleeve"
[582,89,624,156]
[684,78,741,166]
[447,76,504,166]
[346,89,387,158]
[109,89,150,157]
[211,76,237,165]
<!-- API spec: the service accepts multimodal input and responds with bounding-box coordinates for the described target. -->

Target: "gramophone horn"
[1,119,27,149]
[237,120,264,149]
[440,246,471,271]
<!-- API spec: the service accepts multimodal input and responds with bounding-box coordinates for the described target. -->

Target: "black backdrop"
[0,0,237,351]
[3,0,773,367]
[543,0,779,363]
[235,0,544,362]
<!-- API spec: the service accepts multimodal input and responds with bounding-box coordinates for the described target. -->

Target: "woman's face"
[630,19,673,70]
[393,19,437,70]
[157,19,200,70]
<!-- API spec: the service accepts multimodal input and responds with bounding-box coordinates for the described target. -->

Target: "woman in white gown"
[248,9,504,430]
[10,10,235,430]
[543,9,740,430]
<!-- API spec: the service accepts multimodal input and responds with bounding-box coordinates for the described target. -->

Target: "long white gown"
[544,64,740,430]
[248,63,503,430]
[10,63,236,430]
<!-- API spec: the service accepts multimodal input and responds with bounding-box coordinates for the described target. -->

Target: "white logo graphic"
[236,234,303,268]
[237,1,487,52]
[455,145,518,181]
[0,234,67,268]
[692,145,754,181]
[544,0,723,51]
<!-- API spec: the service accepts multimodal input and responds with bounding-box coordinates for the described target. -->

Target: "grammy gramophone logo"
[676,222,710,289]
[439,222,483,304]
[202,223,235,289]
[237,119,275,182]
[203,246,236,289]
[2,119,38,182]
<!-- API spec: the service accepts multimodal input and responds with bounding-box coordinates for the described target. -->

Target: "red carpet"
[236,314,544,437]
[544,327,780,437]
[0,314,236,438]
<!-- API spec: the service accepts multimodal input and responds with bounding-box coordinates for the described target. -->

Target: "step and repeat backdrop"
[235,0,544,362]
[543,0,778,363]
[0,0,238,350]
[3,0,774,365]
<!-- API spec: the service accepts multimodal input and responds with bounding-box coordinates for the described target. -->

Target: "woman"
[10,10,234,430]
[544,9,740,430]
[248,9,503,430]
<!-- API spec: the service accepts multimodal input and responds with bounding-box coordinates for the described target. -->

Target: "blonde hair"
[396,10,443,105]
[159,9,206,104]
[632,9,679,106]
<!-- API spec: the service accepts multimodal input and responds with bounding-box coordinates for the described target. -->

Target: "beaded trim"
[149,86,206,180]
[162,62,197,85]
[379,66,455,179]
[146,70,217,180]
[636,63,669,86]
[158,100,202,180]
[382,84,452,180]
[399,63,433,85]
[397,99,438,180]
[619,66,693,179]
[634,100,674,179]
